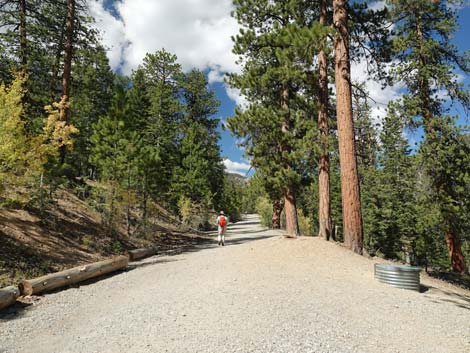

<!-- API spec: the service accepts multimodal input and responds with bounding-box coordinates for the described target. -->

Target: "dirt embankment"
[0,189,209,287]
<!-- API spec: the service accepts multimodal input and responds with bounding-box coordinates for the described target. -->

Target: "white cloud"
[368,0,386,11]
[87,0,127,69]
[207,67,226,84]
[223,158,251,176]
[351,59,404,126]
[225,86,248,108]
[87,0,240,83]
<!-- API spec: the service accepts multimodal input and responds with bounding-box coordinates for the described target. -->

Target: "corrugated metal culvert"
[374,264,421,292]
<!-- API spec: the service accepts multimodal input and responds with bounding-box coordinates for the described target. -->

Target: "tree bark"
[333,0,363,253]
[0,286,20,310]
[19,0,27,69]
[444,230,467,274]
[51,17,67,100]
[19,256,128,296]
[272,198,283,229]
[60,0,75,122]
[281,84,300,237]
[126,166,132,237]
[284,186,299,237]
[317,0,332,240]
[142,174,148,233]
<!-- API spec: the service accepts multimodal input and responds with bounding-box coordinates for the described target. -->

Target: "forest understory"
[0,183,212,288]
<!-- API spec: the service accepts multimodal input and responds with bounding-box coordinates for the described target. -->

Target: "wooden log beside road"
[0,286,20,310]
[19,255,129,296]
[128,246,158,261]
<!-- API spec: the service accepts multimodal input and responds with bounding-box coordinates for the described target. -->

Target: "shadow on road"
[229,228,271,235]
[222,234,276,246]
[0,301,33,322]
[128,258,180,270]
[423,286,470,311]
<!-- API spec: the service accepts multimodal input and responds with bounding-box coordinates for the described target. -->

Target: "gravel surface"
[1,215,469,353]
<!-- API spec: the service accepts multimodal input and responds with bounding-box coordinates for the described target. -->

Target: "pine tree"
[70,44,114,177]
[361,104,418,261]
[230,0,321,237]
[90,81,139,233]
[388,0,470,273]
[139,50,183,206]
[352,85,377,174]
[172,69,222,212]
[333,0,364,254]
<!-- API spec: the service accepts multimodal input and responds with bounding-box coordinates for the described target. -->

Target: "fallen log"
[0,286,20,310]
[19,255,129,296]
[128,246,158,261]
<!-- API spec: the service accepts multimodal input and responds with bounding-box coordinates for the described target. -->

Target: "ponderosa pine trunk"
[333,0,363,253]
[19,0,27,69]
[51,17,67,100]
[142,174,148,232]
[281,84,300,237]
[59,0,75,163]
[415,14,467,273]
[272,199,283,229]
[284,187,299,237]
[126,166,132,237]
[445,230,467,273]
[60,0,75,121]
[317,0,331,240]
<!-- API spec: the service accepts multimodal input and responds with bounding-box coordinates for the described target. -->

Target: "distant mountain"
[225,172,248,184]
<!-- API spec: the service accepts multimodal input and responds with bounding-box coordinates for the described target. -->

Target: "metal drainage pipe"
[374,264,421,292]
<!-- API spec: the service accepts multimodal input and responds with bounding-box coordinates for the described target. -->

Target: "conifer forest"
[0,0,469,280]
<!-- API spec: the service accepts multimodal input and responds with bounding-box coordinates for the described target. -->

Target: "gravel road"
[1,214,469,353]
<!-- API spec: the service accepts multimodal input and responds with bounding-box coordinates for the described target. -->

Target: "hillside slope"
[0,188,210,287]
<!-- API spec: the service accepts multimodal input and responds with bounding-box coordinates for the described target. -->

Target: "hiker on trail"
[216,211,227,246]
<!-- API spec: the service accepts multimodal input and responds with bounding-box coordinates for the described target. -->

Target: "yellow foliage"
[0,74,78,202]
[43,97,79,150]
[0,73,28,173]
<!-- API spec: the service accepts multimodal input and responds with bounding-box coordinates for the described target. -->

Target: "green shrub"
[297,208,314,236]
[255,196,272,228]
[178,196,211,230]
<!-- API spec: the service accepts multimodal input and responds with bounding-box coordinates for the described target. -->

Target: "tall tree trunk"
[272,198,283,229]
[284,187,299,237]
[141,174,148,233]
[59,0,75,163]
[445,230,467,273]
[317,0,331,240]
[415,14,467,273]
[51,17,67,100]
[333,0,363,253]
[60,0,75,122]
[281,84,300,237]
[126,166,132,237]
[19,0,27,69]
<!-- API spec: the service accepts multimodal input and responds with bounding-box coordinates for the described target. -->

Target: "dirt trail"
[1,215,469,353]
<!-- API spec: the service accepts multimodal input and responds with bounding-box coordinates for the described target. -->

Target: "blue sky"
[88,0,470,175]
[451,4,470,122]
